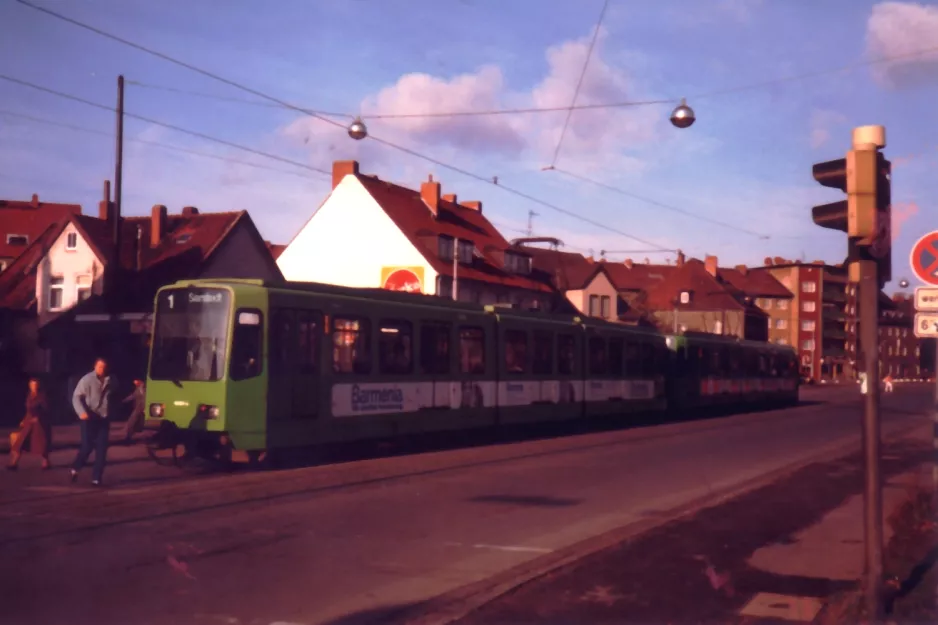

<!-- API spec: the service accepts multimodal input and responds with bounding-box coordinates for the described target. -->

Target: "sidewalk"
[1,422,135,453]
[452,435,932,625]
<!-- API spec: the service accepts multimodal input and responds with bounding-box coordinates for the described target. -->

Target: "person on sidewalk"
[883,374,895,393]
[7,377,51,471]
[122,379,146,444]
[69,358,118,486]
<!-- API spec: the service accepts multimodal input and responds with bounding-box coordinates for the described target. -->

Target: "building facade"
[277,161,557,311]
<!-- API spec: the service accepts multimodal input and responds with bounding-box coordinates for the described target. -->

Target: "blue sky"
[1,0,936,290]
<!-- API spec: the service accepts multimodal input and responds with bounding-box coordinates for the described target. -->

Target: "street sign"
[914,312,938,338]
[914,286,938,312]
[910,231,938,286]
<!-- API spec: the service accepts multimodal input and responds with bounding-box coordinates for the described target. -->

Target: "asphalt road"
[0,384,931,625]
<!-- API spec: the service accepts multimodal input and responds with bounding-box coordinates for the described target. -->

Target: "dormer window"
[6,234,28,246]
[504,252,531,275]
[680,291,692,304]
[438,236,473,263]
[65,232,78,250]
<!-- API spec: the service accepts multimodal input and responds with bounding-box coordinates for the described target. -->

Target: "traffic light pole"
[858,259,884,621]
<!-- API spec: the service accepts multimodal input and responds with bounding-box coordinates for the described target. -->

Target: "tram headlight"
[199,404,220,419]
[149,403,164,418]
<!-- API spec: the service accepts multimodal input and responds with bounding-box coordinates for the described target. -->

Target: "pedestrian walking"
[7,377,51,471]
[69,357,118,486]
[122,379,146,443]
[883,374,895,393]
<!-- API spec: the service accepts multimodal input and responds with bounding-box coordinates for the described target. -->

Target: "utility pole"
[452,237,459,302]
[111,74,125,313]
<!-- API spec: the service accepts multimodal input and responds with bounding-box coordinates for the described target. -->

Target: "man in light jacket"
[69,357,118,486]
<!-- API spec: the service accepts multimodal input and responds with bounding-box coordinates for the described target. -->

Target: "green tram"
[144,279,799,465]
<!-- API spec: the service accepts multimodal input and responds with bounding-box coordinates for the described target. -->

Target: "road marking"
[738,592,823,622]
[444,541,552,554]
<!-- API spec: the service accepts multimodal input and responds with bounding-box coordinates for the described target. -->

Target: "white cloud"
[281,28,667,180]
[809,109,848,149]
[714,0,765,23]
[867,2,938,88]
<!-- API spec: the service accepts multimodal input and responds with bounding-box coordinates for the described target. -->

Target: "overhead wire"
[549,0,609,168]
[13,0,673,250]
[0,108,327,180]
[551,167,770,238]
[0,74,331,177]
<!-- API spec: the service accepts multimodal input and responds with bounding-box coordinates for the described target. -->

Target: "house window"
[802,301,816,312]
[600,296,611,319]
[714,320,723,334]
[589,294,600,316]
[76,275,92,303]
[65,232,78,250]
[802,339,814,351]
[437,236,454,261]
[6,234,28,246]
[801,281,817,293]
[49,276,65,311]
[777,338,788,345]
[504,252,531,274]
[776,319,787,330]
[457,240,473,263]
[801,320,815,331]
[778,300,788,310]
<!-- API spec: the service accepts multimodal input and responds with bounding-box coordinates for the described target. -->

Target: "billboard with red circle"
[909,231,938,286]
[380,266,424,293]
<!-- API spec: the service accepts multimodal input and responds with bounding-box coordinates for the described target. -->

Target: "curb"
[392,419,931,625]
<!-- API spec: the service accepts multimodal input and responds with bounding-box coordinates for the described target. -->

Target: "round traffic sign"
[910,231,938,286]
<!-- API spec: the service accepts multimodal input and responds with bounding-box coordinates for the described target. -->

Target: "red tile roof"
[602,261,675,292]
[355,174,553,293]
[643,259,753,312]
[0,223,63,310]
[725,267,793,298]
[266,241,286,260]
[514,246,606,291]
[0,195,81,263]
[0,208,282,311]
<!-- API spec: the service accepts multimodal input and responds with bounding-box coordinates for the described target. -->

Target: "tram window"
[296,310,320,373]
[459,327,486,374]
[378,320,413,375]
[504,330,527,374]
[269,308,295,373]
[624,341,641,376]
[532,330,553,375]
[557,334,576,375]
[588,337,607,375]
[230,308,263,381]
[333,317,371,374]
[640,343,655,377]
[420,322,451,375]
[608,338,624,376]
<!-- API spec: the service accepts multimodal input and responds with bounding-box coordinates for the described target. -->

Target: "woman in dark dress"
[7,377,51,470]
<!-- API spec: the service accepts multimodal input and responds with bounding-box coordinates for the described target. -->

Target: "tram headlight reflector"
[199,404,220,419]
[149,403,164,418]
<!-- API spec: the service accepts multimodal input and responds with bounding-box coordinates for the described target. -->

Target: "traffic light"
[811,148,891,286]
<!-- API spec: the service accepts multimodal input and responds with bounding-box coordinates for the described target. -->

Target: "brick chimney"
[704,255,718,277]
[442,193,457,205]
[624,258,633,269]
[764,256,773,266]
[421,174,441,218]
[676,250,686,267]
[735,264,748,276]
[151,205,167,248]
[462,201,482,213]
[31,193,39,208]
[182,206,199,216]
[586,256,594,264]
[98,200,111,221]
[332,160,360,189]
